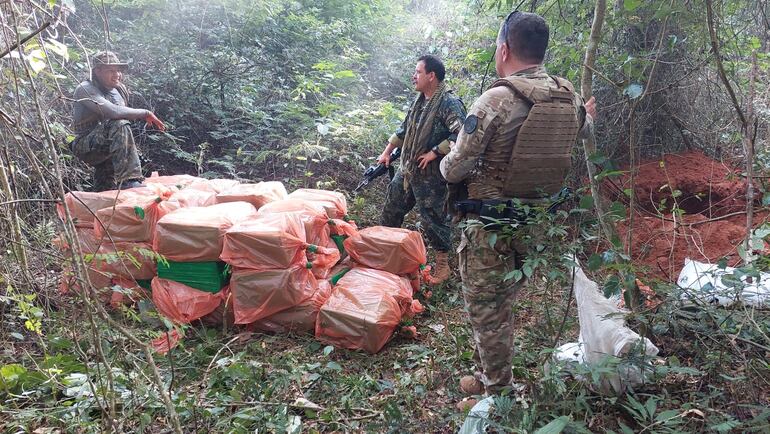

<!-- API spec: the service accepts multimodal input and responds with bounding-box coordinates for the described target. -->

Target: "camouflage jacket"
[440,66,593,200]
[389,90,466,163]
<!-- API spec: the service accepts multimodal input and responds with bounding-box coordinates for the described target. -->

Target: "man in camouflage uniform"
[378,55,466,284]
[71,51,165,191]
[440,12,596,402]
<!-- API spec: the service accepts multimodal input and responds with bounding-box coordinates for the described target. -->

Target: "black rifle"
[353,147,401,193]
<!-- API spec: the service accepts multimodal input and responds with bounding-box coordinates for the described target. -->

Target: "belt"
[454,188,573,229]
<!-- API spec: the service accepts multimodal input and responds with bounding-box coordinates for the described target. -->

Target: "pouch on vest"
[491,76,580,199]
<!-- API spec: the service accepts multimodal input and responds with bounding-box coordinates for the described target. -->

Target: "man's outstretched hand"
[145,111,166,132]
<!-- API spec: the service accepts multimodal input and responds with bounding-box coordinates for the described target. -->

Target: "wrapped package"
[316,285,402,354]
[95,242,157,280]
[287,188,347,219]
[230,265,317,324]
[144,174,203,188]
[188,178,240,194]
[222,212,339,272]
[157,188,217,217]
[258,199,331,245]
[56,228,156,281]
[58,264,112,295]
[216,182,287,210]
[151,277,224,324]
[58,190,125,228]
[252,280,333,334]
[94,195,162,243]
[153,201,258,262]
[344,226,426,275]
[336,267,416,317]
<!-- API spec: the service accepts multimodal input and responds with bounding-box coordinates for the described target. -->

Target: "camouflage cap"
[92,51,128,69]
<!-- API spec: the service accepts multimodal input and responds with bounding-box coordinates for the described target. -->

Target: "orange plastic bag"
[157,188,217,217]
[188,178,240,193]
[344,226,426,275]
[151,329,182,355]
[94,242,157,280]
[58,265,112,295]
[58,191,126,228]
[216,182,287,210]
[144,174,203,188]
[315,285,402,354]
[336,267,417,317]
[287,188,347,219]
[94,195,162,243]
[56,228,156,280]
[252,280,332,334]
[153,201,258,262]
[151,277,224,324]
[258,199,332,245]
[230,265,316,324]
[222,212,339,271]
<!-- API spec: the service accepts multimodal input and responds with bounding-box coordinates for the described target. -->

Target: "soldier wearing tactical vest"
[440,12,596,405]
[377,55,466,285]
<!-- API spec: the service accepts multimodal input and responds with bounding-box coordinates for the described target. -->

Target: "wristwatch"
[431,146,441,156]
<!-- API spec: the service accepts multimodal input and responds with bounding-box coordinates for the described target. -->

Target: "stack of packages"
[314,226,428,353]
[57,178,432,354]
[56,187,168,306]
[152,199,261,324]
[221,203,343,333]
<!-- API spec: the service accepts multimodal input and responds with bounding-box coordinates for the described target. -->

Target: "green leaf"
[133,206,145,220]
[1,364,27,388]
[624,0,642,12]
[488,232,498,248]
[534,416,570,434]
[604,275,621,297]
[579,195,594,210]
[323,345,334,356]
[588,253,603,271]
[326,361,342,371]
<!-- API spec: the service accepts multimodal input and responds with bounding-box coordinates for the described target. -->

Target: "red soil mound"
[609,152,766,280]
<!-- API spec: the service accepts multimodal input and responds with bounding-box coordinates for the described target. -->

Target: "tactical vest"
[478,76,580,199]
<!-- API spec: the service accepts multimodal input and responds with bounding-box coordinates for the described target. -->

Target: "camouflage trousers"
[71,120,142,191]
[380,168,451,252]
[458,219,526,394]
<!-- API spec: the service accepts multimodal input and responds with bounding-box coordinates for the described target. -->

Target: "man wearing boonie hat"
[70,50,165,191]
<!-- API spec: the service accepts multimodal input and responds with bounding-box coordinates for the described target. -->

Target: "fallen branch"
[0,21,50,59]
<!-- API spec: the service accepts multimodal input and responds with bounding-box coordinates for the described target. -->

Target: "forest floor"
[4,151,770,433]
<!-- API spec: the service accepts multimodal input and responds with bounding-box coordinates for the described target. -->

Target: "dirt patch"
[607,151,768,280]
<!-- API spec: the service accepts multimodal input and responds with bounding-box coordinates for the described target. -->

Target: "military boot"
[429,251,450,285]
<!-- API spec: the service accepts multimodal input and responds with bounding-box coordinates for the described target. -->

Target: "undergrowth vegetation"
[2,0,770,432]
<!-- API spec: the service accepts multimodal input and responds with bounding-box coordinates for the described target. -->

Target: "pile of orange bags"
[56,178,430,354]
[152,201,258,323]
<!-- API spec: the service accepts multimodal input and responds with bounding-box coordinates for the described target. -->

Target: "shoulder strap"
[491,76,576,105]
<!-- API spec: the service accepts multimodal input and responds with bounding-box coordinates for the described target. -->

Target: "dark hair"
[498,11,549,63]
[417,54,446,81]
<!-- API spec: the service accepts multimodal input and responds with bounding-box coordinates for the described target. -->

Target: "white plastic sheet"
[555,263,659,395]
[677,258,770,308]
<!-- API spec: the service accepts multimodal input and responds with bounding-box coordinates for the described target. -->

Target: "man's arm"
[74,83,148,121]
[416,97,467,169]
[440,92,503,183]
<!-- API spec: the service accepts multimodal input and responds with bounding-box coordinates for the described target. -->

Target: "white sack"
[570,264,659,395]
[677,258,770,308]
